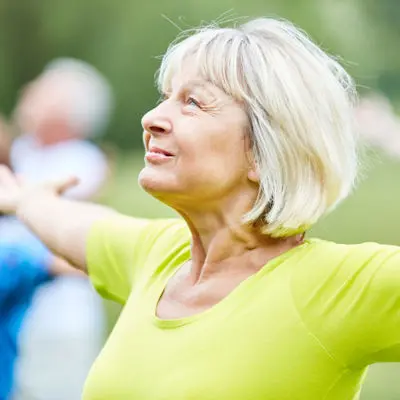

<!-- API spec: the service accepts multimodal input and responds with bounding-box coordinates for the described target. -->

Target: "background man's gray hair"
[42,58,114,138]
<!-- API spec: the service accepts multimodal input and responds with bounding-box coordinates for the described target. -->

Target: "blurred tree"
[360,0,400,102]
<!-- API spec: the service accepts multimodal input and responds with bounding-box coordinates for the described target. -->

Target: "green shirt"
[82,217,400,400]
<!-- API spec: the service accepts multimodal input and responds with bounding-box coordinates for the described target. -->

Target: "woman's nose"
[141,108,172,136]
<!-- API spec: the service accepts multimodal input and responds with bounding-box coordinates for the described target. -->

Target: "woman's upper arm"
[292,242,400,368]
[85,216,190,305]
[85,215,151,304]
[354,247,400,365]
[323,244,400,367]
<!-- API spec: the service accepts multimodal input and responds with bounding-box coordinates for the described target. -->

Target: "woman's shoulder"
[89,216,190,265]
[143,217,189,236]
[306,237,400,262]
[293,237,400,291]
[139,218,191,264]
[86,217,190,304]
[103,216,191,264]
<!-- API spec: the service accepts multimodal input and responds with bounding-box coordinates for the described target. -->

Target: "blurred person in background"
[0,115,82,399]
[0,117,46,400]
[8,58,114,400]
[355,93,400,158]
[2,16,400,400]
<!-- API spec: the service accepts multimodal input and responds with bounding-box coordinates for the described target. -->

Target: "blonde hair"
[157,18,359,237]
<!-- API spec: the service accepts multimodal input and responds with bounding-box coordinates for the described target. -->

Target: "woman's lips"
[145,147,174,163]
[148,146,174,156]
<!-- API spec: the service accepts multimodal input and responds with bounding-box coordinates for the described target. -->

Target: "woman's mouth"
[145,146,174,163]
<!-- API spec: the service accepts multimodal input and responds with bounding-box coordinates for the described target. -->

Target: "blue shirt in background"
[0,221,51,400]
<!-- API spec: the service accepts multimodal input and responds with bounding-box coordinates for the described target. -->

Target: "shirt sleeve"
[344,245,400,366]
[292,241,400,369]
[86,216,190,305]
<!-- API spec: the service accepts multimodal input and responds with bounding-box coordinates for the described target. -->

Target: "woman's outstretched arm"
[0,165,118,272]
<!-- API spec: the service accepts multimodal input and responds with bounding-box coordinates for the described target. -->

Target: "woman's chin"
[138,168,176,196]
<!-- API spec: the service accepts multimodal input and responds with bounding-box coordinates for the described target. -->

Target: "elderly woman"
[0,17,398,400]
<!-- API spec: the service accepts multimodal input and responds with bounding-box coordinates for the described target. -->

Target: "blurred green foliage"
[1,0,400,148]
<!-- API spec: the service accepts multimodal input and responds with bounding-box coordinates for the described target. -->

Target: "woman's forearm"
[16,192,116,271]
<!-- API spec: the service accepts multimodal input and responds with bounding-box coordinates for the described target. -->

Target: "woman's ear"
[248,167,260,183]
[246,149,260,183]
[244,130,260,183]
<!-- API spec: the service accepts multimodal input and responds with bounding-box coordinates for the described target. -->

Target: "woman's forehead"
[167,59,229,94]
[169,74,212,92]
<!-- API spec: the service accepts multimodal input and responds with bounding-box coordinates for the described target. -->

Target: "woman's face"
[139,63,257,209]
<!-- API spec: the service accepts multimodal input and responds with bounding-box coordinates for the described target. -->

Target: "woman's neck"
[180,209,304,284]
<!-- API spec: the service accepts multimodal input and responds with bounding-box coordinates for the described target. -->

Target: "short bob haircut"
[157,18,359,238]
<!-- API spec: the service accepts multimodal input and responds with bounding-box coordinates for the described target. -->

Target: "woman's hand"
[0,165,79,215]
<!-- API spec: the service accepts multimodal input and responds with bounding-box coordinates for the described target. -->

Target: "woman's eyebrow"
[181,80,217,96]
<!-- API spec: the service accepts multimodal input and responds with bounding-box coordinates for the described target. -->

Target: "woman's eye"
[187,97,201,108]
